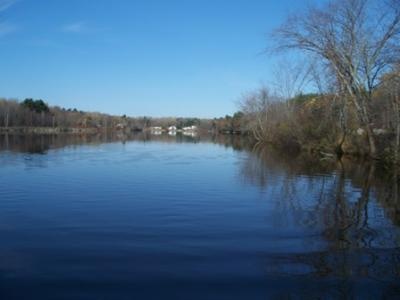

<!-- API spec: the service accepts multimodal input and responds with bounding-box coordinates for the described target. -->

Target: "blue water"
[0,135,399,299]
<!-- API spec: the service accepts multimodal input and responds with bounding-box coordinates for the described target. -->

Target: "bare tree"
[310,63,351,154]
[392,74,400,161]
[239,86,280,143]
[274,0,400,157]
[272,57,314,100]
[381,65,400,161]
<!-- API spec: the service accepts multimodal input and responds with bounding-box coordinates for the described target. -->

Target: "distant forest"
[0,97,240,133]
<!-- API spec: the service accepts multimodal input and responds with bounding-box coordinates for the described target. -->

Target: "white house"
[168,126,177,132]
[182,125,197,132]
[150,126,163,135]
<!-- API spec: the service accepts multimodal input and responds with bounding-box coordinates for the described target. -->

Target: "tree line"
[0,98,220,132]
[223,0,400,163]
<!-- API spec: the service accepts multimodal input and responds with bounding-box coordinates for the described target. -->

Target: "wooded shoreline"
[0,127,100,134]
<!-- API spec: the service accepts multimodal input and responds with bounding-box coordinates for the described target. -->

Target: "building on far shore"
[182,125,197,132]
[168,126,177,132]
[150,126,163,135]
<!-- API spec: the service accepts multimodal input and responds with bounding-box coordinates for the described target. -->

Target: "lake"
[0,133,399,299]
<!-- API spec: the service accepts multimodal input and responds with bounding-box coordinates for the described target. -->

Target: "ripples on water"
[0,133,399,299]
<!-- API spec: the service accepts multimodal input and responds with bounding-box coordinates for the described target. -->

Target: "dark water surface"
[0,133,399,299]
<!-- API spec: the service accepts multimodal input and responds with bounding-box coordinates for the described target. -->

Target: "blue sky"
[0,0,310,118]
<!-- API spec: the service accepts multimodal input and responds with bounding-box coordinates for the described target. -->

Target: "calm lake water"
[0,133,399,299]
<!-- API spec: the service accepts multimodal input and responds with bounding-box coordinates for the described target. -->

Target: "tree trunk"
[396,121,400,163]
[5,109,9,128]
[394,92,400,163]
[336,131,346,156]
[335,96,347,156]
[364,123,377,158]
[350,94,378,158]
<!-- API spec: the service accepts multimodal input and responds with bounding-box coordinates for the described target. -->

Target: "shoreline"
[0,127,102,135]
[0,127,394,166]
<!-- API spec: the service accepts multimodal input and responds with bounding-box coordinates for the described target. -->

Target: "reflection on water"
[0,132,201,154]
[0,133,399,299]
[239,145,400,298]
[0,132,255,155]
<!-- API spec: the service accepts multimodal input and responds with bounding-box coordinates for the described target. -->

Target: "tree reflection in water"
[0,133,399,297]
[238,145,400,298]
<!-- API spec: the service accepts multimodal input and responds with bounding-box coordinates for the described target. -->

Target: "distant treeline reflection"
[0,133,399,297]
[0,132,254,154]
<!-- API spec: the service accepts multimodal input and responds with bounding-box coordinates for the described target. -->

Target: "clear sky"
[0,0,310,118]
